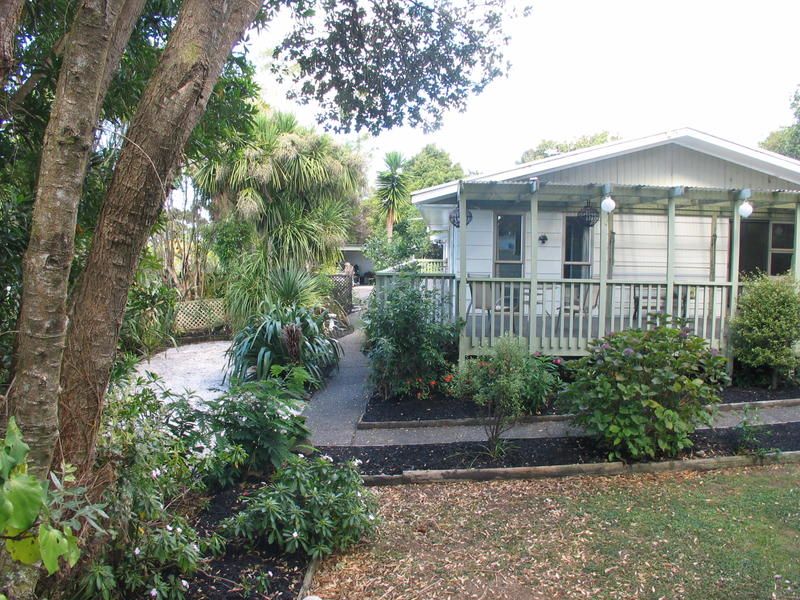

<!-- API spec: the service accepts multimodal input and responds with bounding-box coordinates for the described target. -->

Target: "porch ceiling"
[459,181,800,215]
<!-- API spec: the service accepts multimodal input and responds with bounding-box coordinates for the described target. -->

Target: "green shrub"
[364,278,459,400]
[118,281,178,355]
[561,320,729,461]
[453,336,559,452]
[222,454,377,559]
[202,375,311,486]
[226,304,342,385]
[731,274,800,388]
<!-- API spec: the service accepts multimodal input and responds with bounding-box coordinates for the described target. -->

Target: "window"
[738,220,794,276]
[494,213,523,277]
[563,215,591,278]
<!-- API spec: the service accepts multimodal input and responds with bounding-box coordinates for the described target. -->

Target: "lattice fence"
[328,274,353,314]
[173,298,227,334]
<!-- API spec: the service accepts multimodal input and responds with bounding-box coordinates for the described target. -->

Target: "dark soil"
[721,385,800,404]
[362,386,800,424]
[320,422,800,476]
[184,483,308,600]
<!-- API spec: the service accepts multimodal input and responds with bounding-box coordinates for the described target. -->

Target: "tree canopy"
[518,131,619,163]
[761,88,800,160]
[405,144,465,191]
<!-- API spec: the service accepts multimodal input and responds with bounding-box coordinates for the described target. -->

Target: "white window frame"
[562,213,593,279]
[493,212,525,278]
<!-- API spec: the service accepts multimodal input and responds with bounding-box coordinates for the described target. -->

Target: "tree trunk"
[7,0,145,479]
[0,0,24,87]
[59,0,262,473]
[386,208,394,239]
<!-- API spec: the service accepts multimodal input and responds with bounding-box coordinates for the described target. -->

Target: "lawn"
[311,464,800,599]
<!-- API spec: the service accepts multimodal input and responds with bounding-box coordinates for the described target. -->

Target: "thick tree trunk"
[0,0,24,86]
[59,0,262,473]
[7,0,145,479]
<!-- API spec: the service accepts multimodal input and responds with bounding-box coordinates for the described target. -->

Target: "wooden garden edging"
[356,397,800,430]
[296,556,321,600]
[361,450,800,487]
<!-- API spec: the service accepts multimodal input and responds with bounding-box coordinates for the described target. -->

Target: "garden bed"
[185,484,309,600]
[360,386,800,425]
[321,422,800,476]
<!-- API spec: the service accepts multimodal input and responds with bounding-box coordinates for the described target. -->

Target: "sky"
[251,0,800,181]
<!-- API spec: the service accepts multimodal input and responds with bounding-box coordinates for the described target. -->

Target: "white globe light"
[600,196,616,213]
[738,201,753,218]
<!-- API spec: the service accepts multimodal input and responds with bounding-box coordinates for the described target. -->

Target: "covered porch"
[376,181,800,361]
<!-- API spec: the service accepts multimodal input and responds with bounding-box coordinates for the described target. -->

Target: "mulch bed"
[361,386,800,424]
[320,422,800,476]
[184,483,308,600]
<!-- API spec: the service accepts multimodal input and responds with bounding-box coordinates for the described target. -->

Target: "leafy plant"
[226,304,342,385]
[731,274,800,388]
[0,418,106,577]
[453,336,559,453]
[118,281,178,355]
[364,278,460,400]
[202,376,311,486]
[222,455,378,559]
[561,319,730,461]
[735,405,779,458]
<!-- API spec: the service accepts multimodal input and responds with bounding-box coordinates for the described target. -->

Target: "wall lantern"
[738,201,754,218]
[449,208,473,228]
[577,201,600,228]
[538,234,548,245]
[600,195,616,213]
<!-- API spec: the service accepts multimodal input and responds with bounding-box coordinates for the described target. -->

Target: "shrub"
[731,274,800,388]
[202,374,311,486]
[222,454,378,559]
[453,336,559,452]
[118,281,178,355]
[561,320,729,461]
[226,304,342,385]
[364,278,460,400]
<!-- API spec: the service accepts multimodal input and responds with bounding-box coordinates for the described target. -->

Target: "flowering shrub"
[364,278,460,400]
[453,336,559,451]
[731,274,800,388]
[561,320,729,460]
[202,375,311,487]
[222,455,378,559]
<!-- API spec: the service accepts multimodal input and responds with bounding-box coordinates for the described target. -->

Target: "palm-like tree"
[375,151,409,239]
[193,109,365,267]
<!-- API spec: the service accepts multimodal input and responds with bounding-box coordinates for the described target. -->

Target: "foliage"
[760,87,800,159]
[731,274,800,388]
[405,144,465,192]
[193,108,366,269]
[561,320,729,461]
[274,0,524,133]
[226,305,342,385]
[68,380,225,600]
[0,188,29,387]
[364,278,460,400]
[375,151,409,238]
[518,131,619,163]
[210,216,255,271]
[202,377,311,487]
[0,418,104,576]
[118,280,178,356]
[363,217,435,270]
[453,336,559,451]
[222,454,378,559]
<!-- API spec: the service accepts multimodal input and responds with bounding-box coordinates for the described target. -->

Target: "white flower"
[321,454,333,462]
[181,580,189,590]
[134,547,141,556]
[150,589,158,598]
[150,468,161,479]
[292,531,299,539]
[166,525,173,532]
[268,571,274,577]
[297,453,305,458]
[368,514,375,521]
[176,527,182,535]
[352,458,363,466]
[191,543,199,553]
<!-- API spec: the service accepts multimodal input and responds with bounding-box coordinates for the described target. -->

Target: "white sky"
[251,0,800,181]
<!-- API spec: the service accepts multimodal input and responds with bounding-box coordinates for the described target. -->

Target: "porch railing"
[375,270,734,357]
[376,258,447,274]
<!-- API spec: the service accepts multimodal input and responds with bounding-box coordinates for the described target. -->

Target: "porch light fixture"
[738,201,754,218]
[601,195,616,213]
[449,207,473,228]
[577,201,600,228]
[538,234,548,245]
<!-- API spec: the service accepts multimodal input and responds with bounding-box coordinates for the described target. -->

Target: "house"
[377,128,800,361]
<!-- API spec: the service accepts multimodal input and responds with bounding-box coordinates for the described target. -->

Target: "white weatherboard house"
[377,128,800,361]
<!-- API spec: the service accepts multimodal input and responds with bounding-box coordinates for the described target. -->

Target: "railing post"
[794,200,800,280]
[529,188,538,352]
[598,207,609,338]
[728,192,743,368]
[457,180,468,365]
[666,193,677,319]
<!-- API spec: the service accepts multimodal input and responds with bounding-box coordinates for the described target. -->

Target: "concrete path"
[136,340,229,404]
[304,312,371,446]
